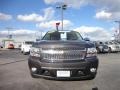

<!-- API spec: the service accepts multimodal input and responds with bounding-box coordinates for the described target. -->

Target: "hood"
[33,40,94,49]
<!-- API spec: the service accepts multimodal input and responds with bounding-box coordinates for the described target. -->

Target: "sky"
[0,0,120,41]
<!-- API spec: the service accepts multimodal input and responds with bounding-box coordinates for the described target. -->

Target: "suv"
[21,41,34,54]
[28,30,99,80]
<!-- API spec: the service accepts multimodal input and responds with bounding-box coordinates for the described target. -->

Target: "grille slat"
[41,47,86,61]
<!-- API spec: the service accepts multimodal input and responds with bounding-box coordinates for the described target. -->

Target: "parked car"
[21,41,34,55]
[112,41,120,52]
[94,41,109,53]
[8,43,14,49]
[28,30,99,80]
[104,41,120,52]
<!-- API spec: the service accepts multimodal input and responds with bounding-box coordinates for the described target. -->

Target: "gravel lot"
[0,49,120,90]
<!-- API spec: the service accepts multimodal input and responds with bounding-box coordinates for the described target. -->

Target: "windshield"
[42,31,83,41]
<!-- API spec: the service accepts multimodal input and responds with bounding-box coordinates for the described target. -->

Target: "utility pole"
[56,3,67,30]
[6,27,13,39]
[115,21,120,41]
[5,27,13,48]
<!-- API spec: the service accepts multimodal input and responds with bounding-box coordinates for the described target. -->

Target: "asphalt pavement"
[0,49,120,90]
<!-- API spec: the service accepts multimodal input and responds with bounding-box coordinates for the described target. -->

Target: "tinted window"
[42,31,83,40]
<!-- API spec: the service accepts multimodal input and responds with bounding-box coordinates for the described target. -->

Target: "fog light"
[31,67,37,72]
[90,68,96,72]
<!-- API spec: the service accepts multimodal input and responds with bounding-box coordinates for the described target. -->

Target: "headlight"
[30,47,41,57]
[86,47,97,57]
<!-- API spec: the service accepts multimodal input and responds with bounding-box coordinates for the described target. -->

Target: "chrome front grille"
[41,47,86,61]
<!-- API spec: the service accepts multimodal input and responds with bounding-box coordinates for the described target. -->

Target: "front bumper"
[28,56,99,80]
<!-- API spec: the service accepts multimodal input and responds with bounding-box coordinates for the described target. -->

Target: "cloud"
[44,0,120,20]
[36,20,73,30]
[89,0,120,20]
[74,26,113,41]
[0,29,47,42]
[0,13,12,21]
[0,29,38,42]
[43,7,55,21]
[17,7,55,22]
[44,0,58,4]
[0,29,35,37]
[0,26,114,42]
[12,29,36,36]
[95,10,112,20]
[89,0,120,12]
[44,0,87,8]
[17,13,44,22]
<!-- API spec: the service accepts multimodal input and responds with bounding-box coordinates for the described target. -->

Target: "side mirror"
[84,37,90,41]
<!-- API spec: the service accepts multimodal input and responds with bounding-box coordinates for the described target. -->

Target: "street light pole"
[56,3,67,31]
[6,27,12,39]
[115,21,120,41]
[61,6,63,31]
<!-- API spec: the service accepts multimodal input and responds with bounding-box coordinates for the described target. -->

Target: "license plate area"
[57,70,70,77]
